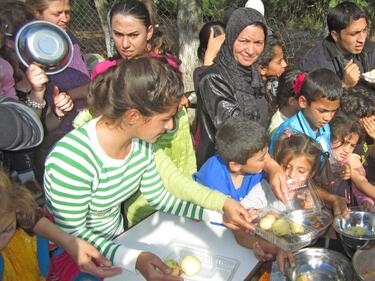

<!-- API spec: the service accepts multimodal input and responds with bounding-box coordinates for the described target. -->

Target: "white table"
[106,212,259,281]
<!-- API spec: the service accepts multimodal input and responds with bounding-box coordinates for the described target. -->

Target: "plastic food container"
[283,178,323,212]
[253,208,320,252]
[164,241,239,281]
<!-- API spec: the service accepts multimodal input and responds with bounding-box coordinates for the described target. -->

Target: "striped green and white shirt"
[44,117,219,272]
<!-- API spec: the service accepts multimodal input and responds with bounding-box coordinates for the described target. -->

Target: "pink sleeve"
[352,165,374,206]
[0,58,18,100]
[90,60,118,80]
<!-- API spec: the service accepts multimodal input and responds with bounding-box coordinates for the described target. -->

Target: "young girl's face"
[282,153,313,180]
[134,104,178,143]
[331,133,359,162]
[264,45,288,78]
[111,14,153,60]
[0,211,16,251]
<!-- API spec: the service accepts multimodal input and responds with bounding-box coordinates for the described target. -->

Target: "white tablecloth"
[106,212,258,281]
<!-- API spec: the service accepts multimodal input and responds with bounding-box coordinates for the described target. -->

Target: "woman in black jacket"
[195,7,269,167]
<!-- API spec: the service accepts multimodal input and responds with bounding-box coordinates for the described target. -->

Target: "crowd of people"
[0,0,374,280]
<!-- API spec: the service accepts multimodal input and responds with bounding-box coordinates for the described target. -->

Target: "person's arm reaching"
[33,217,122,278]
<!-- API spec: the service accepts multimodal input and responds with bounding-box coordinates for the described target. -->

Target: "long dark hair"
[89,56,183,123]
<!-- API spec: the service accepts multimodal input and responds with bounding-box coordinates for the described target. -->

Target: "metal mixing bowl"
[285,248,354,281]
[333,211,375,255]
[353,246,375,281]
[15,20,73,75]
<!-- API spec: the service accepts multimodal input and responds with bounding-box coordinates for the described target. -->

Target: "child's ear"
[298,95,308,109]
[123,108,142,125]
[258,64,268,78]
[228,161,241,173]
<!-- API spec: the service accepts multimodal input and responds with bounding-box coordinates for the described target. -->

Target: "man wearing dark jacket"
[300,1,375,88]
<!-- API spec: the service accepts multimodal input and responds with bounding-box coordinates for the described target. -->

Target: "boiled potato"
[165,259,181,276]
[272,218,291,236]
[181,255,201,276]
[259,214,276,231]
[291,223,305,235]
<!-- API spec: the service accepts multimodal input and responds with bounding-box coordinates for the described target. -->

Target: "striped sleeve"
[139,156,223,222]
[43,132,123,264]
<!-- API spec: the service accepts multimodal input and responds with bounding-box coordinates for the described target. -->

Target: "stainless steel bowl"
[333,211,375,255]
[15,20,73,75]
[285,248,354,281]
[353,246,375,281]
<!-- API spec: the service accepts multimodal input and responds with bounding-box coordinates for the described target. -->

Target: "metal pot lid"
[15,20,74,75]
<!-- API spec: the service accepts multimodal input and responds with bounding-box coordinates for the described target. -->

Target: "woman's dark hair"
[197,21,225,62]
[300,68,342,103]
[330,111,364,145]
[89,56,183,122]
[276,67,303,108]
[327,1,368,33]
[273,133,331,189]
[0,170,37,230]
[109,0,151,28]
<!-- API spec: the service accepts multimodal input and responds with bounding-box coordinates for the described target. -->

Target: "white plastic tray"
[164,241,239,281]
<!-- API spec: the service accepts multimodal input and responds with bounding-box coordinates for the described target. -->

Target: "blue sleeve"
[193,156,229,195]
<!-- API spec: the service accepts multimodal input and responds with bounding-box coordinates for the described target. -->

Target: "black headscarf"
[215,7,268,124]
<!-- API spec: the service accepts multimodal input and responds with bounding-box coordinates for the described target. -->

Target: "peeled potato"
[165,259,181,276]
[272,218,291,236]
[259,214,276,230]
[290,223,305,234]
[181,255,201,276]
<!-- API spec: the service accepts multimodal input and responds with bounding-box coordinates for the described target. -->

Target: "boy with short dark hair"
[271,68,343,154]
[194,118,293,272]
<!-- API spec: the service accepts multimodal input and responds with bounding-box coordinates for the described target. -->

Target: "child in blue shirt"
[271,68,343,155]
[194,118,294,272]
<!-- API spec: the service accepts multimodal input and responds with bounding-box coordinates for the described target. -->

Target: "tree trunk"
[177,0,203,92]
[93,0,112,57]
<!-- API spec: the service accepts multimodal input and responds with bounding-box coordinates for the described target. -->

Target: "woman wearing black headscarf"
[195,8,269,167]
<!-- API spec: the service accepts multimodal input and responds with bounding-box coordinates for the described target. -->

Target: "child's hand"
[203,28,225,66]
[331,195,349,217]
[360,116,375,140]
[362,201,375,212]
[26,64,48,98]
[223,198,257,232]
[253,241,274,262]
[53,85,74,118]
[334,163,351,180]
[276,250,295,274]
[136,252,183,281]
[296,190,314,209]
[64,237,122,278]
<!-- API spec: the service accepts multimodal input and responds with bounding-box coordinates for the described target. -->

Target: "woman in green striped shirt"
[44,57,256,281]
